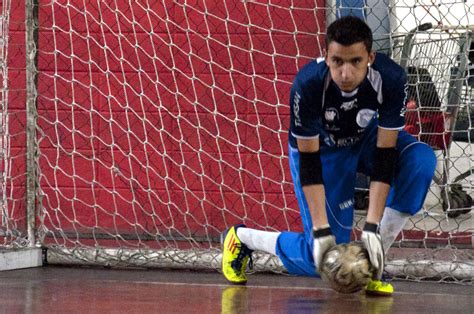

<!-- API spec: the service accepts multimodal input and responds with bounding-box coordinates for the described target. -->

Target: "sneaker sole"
[365,290,393,297]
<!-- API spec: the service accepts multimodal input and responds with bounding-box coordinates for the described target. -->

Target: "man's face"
[325,41,375,92]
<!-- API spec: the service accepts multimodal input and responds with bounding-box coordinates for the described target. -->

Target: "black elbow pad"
[371,147,398,185]
[299,151,324,186]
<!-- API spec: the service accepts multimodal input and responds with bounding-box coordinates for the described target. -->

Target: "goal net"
[1,1,472,282]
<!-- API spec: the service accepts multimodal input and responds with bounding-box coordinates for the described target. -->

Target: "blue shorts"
[276,123,436,276]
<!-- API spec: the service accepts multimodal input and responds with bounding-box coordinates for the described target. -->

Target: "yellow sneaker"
[365,279,394,296]
[221,224,253,285]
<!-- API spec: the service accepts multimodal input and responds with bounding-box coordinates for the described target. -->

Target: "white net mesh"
[0,1,472,282]
[0,0,31,248]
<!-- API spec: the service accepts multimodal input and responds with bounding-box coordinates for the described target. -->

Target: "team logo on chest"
[325,108,339,122]
[356,109,376,128]
[340,98,358,111]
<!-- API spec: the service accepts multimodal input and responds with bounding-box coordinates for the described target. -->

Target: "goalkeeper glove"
[312,225,336,274]
[361,222,385,279]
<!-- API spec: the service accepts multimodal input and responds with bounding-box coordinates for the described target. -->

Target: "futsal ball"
[320,243,375,294]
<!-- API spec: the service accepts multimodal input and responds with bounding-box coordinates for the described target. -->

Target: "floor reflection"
[220,285,395,314]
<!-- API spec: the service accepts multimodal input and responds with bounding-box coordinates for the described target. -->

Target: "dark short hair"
[326,16,373,52]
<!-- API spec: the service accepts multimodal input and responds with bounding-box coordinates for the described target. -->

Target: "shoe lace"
[231,244,253,274]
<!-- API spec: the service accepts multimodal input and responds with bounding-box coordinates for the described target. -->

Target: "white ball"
[320,243,375,293]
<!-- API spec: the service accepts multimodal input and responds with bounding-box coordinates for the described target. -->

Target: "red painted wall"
[7,1,325,244]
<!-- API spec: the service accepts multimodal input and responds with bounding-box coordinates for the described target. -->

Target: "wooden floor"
[0,266,472,313]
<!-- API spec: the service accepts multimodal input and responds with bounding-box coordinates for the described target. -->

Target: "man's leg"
[222,144,360,280]
[358,128,436,252]
[358,128,436,295]
[381,133,437,250]
[236,228,280,255]
[222,225,282,284]
[273,144,357,276]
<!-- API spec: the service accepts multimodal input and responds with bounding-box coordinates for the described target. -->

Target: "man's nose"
[341,64,351,80]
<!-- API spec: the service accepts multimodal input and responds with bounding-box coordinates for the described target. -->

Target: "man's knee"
[402,143,437,181]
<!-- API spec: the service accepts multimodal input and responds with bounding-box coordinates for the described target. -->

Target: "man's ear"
[368,51,376,66]
[323,49,328,64]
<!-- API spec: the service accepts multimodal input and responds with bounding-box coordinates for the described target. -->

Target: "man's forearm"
[366,181,390,224]
[296,138,327,229]
[302,184,328,229]
[367,127,399,224]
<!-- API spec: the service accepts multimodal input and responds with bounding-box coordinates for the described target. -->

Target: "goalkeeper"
[221,16,436,295]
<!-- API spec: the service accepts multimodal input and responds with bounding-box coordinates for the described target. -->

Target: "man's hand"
[312,225,336,274]
[361,222,385,279]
